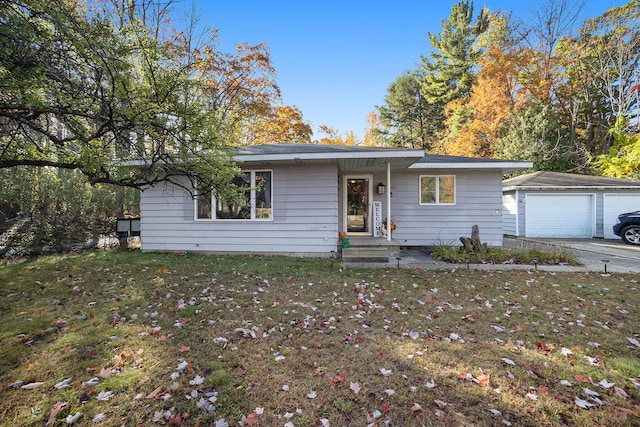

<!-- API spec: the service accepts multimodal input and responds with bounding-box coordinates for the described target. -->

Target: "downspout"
[387,162,391,242]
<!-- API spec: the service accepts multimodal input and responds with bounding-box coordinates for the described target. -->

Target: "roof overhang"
[236,147,425,171]
[409,160,532,173]
[503,185,640,192]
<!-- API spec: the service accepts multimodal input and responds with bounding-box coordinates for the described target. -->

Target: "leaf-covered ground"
[1,251,639,426]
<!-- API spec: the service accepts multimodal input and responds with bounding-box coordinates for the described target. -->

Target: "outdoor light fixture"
[377,182,386,194]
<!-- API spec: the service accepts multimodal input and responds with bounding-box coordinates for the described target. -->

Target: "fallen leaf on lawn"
[459,372,480,384]
[489,408,502,417]
[82,378,99,388]
[189,375,204,386]
[526,393,538,401]
[598,379,615,389]
[574,374,592,383]
[215,418,229,427]
[21,381,45,390]
[98,367,112,379]
[146,386,164,399]
[477,374,490,387]
[408,331,419,340]
[95,390,113,401]
[501,358,516,366]
[536,341,552,354]
[307,390,317,399]
[330,373,346,388]
[178,345,191,353]
[627,337,640,348]
[92,413,106,423]
[575,397,594,409]
[66,412,83,424]
[380,368,392,377]
[46,401,70,426]
[615,386,630,398]
[434,399,448,409]
[561,347,573,356]
[384,389,395,396]
[314,418,330,427]
[411,402,422,412]
[381,403,389,413]
[350,382,361,394]
[54,378,73,390]
[425,379,436,389]
[242,412,259,426]
[583,387,600,397]
[560,380,573,387]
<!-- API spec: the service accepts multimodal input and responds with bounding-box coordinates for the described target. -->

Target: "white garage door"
[525,194,594,238]
[603,194,640,239]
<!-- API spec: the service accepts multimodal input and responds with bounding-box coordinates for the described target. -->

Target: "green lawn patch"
[0,250,638,426]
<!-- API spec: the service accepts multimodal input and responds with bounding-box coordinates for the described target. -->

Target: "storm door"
[344,175,373,235]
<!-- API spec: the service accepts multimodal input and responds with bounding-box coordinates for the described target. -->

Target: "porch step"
[342,247,389,263]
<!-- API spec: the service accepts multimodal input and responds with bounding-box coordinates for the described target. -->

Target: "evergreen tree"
[420,0,489,106]
[377,70,437,150]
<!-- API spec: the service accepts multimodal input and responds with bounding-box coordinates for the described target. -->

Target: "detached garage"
[503,171,640,239]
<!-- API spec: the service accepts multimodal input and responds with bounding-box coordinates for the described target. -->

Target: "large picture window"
[420,175,455,205]
[196,170,272,220]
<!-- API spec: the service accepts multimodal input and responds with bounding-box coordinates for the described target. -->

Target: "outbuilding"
[502,171,640,239]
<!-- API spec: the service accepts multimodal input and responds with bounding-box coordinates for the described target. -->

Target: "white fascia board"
[409,161,532,171]
[503,185,640,192]
[234,149,425,163]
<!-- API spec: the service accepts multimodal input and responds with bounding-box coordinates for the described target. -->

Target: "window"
[195,170,272,220]
[420,175,455,205]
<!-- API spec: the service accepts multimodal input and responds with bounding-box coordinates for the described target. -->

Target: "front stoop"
[340,237,401,263]
[342,247,389,263]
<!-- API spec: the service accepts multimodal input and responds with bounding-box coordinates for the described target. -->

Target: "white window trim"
[194,169,274,221]
[419,175,456,205]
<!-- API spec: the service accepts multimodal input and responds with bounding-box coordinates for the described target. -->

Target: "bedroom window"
[420,175,455,205]
[195,170,272,220]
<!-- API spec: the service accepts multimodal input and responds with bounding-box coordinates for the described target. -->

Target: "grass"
[1,250,639,426]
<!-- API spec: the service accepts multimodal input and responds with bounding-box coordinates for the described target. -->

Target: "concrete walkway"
[343,237,640,274]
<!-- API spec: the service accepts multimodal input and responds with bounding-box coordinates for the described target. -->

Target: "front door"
[344,175,372,235]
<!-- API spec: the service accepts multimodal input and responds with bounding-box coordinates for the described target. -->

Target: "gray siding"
[140,164,339,255]
[380,170,504,246]
[502,191,518,236]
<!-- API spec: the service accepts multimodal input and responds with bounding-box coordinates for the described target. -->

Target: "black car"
[613,211,640,245]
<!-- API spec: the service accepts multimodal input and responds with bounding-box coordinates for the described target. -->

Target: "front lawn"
[1,251,639,426]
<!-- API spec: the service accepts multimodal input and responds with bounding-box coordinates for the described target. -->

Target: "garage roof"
[503,171,640,191]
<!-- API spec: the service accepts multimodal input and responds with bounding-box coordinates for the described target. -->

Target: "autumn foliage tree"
[243,105,312,145]
[0,0,306,196]
[446,12,526,157]
[377,0,638,175]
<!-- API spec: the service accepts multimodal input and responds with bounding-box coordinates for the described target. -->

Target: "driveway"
[504,237,640,274]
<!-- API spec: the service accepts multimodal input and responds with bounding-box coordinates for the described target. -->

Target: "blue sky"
[193,0,625,141]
